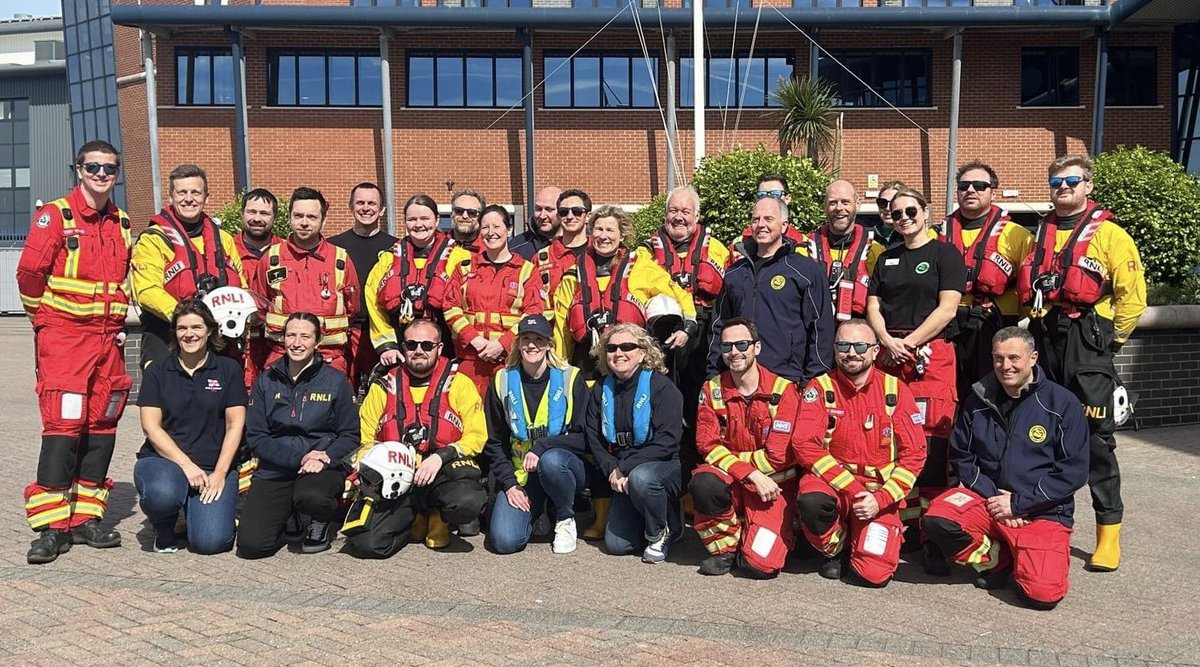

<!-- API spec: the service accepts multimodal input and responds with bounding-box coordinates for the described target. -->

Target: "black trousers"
[344,459,487,559]
[666,316,710,479]
[1031,309,1123,525]
[236,469,346,559]
[948,305,1007,399]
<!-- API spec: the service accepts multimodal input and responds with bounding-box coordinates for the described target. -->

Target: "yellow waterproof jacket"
[131,225,245,322]
[953,222,1034,317]
[1046,219,1147,342]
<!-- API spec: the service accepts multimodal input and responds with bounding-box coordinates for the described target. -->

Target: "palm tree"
[771,77,839,169]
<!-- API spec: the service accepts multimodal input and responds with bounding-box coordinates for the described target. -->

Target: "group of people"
[16,139,1146,611]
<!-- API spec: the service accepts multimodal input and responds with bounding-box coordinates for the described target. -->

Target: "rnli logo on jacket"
[770,275,786,290]
[990,252,1014,276]
[914,261,931,275]
[163,261,185,283]
[36,213,51,228]
[444,410,463,431]
[802,387,819,403]
[1028,425,1048,443]
[308,392,332,402]
[206,378,223,393]
[1078,256,1106,277]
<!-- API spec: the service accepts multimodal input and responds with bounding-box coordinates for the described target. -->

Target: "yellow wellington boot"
[425,511,450,549]
[1089,523,1122,572]
[582,498,610,540]
[409,512,428,544]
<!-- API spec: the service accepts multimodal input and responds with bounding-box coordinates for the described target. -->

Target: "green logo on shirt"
[915,261,930,275]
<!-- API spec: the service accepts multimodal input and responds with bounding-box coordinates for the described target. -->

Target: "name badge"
[884,258,900,266]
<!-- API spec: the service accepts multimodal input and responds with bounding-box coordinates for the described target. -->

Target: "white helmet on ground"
[1113,384,1132,427]
[201,286,259,339]
[357,441,417,500]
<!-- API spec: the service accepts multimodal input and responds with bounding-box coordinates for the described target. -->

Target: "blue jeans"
[489,448,587,554]
[605,459,682,556]
[134,456,239,555]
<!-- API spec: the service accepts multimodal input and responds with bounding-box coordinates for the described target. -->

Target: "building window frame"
[1021,46,1080,108]
[543,51,660,109]
[267,49,383,107]
[406,51,524,108]
[818,48,933,108]
[175,47,235,106]
[679,51,794,109]
[0,98,31,243]
[1106,46,1157,107]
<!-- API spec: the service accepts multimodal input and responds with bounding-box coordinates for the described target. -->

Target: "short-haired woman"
[134,299,247,554]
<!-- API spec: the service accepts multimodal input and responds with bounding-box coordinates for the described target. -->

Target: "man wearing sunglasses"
[132,164,245,370]
[709,196,834,385]
[736,173,806,248]
[449,189,485,252]
[1016,154,1146,572]
[537,189,593,297]
[509,186,562,262]
[347,319,488,557]
[17,140,134,563]
[792,319,926,586]
[690,318,800,578]
[940,161,1033,399]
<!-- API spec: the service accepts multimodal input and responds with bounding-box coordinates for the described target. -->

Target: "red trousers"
[265,343,348,376]
[457,354,503,399]
[925,488,1072,604]
[690,464,796,575]
[877,338,957,440]
[797,474,904,585]
[245,336,268,391]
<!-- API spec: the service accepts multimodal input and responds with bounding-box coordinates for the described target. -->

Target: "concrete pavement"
[1,318,1197,667]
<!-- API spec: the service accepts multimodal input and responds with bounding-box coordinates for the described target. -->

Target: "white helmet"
[1112,384,1132,427]
[645,294,684,341]
[201,286,259,338]
[357,441,417,500]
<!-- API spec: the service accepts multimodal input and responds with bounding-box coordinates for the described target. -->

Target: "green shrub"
[1092,146,1200,284]
[1146,276,1200,306]
[690,145,829,245]
[631,193,667,247]
[211,192,291,239]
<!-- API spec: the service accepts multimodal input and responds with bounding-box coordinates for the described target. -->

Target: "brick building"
[96,0,1199,235]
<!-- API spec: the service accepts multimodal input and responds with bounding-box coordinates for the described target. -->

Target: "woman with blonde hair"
[481,315,594,555]
[552,205,697,379]
[585,323,683,564]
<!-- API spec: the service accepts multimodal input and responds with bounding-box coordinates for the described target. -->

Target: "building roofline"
[109,2,1158,33]
[0,61,66,77]
[0,17,62,35]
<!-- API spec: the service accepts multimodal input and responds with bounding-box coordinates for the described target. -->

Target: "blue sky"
[0,0,61,19]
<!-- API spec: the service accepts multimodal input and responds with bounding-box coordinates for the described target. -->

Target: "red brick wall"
[111,4,1175,234]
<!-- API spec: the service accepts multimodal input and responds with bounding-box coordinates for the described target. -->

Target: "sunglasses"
[835,341,878,354]
[957,180,992,192]
[755,189,786,200]
[605,342,641,353]
[719,340,756,353]
[403,340,438,352]
[1048,175,1088,189]
[558,206,588,218]
[81,162,119,176]
[875,197,890,210]
[889,206,921,222]
[452,206,479,218]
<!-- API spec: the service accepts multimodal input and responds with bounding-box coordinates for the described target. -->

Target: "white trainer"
[552,517,578,554]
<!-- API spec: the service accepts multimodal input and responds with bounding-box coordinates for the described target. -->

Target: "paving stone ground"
[1,319,1197,666]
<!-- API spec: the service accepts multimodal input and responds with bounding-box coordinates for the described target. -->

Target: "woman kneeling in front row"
[586,323,684,563]
[237,313,360,559]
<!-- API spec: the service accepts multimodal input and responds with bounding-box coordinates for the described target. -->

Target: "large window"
[544,53,658,108]
[269,51,382,106]
[0,99,31,242]
[819,49,932,107]
[1106,46,1156,107]
[680,53,792,108]
[176,48,234,106]
[1021,47,1079,107]
[62,0,124,208]
[407,53,523,108]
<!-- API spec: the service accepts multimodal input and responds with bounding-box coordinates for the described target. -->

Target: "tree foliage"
[1092,146,1200,284]
[771,76,838,168]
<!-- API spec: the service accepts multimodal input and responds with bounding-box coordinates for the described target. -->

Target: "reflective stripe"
[704,444,741,474]
[46,275,124,296]
[40,294,129,317]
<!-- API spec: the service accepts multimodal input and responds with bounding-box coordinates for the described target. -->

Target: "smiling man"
[802,179,876,322]
[131,164,245,370]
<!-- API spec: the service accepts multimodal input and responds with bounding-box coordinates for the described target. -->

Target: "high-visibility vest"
[448,257,536,341]
[375,359,464,455]
[807,225,874,321]
[495,365,580,486]
[644,227,723,307]
[566,249,644,342]
[141,210,239,303]
[812,372,900,486]
[1017,201,1113,312]
[263,243,351,346]
[38,198,132,320]
[940,205,1015,302]
[704,373,795,482]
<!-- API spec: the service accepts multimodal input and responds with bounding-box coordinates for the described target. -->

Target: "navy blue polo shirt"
[136,354,248,471]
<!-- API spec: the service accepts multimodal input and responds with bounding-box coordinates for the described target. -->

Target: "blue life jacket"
[601,368,653,448]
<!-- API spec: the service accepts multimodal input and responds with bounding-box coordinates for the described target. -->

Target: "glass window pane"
[738,57,765,107]
[632,56,657,107]
[214,54,234,105]
[709,57,735,108]
[14,143,29,168]
[0,122,10,144]
[14,168,29,189]
[329,55,357,105]
[80,48,92,80]
[276,55,296,105]
[544,56,571,107]
[766,56,791,107]
[95,107,109,142]
[466,56,494,107]
[408,56,434,106]
[92,78,106,108]
[103,44,115,76]
[602,56,629,107]
[496,57,522,107]
[77,22,90,51]
[574,56,600,107]
[194,55,212,105]
[359,56,382,106]
[436,56,464,107]
[298,55,327,105]
[13,120,26,144]
[89,19,101,51]
[0,146,11,168]
[680,57,693,107]
[0,170,10,189]
[177,54,189,104]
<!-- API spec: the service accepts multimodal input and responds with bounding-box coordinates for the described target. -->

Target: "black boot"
[70,520,122,548]
[974,564,1012,590]
[923,542,951,577]
[457,519,481,537]
[28,530,72,564]
[698,552,736,576]
[301,520,332,554]
[819,554,844,580]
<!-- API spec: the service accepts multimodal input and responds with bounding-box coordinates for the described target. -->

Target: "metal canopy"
[109,3,1161,32]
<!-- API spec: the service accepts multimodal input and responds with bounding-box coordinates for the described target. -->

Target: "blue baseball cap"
[517,314,552,339]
